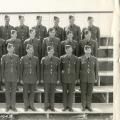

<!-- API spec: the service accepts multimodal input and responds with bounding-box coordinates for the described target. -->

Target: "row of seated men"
[0,15,100,57]
[0,43,98,113]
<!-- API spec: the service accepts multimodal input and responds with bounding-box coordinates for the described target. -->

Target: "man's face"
[66,47,73,55]
[30,30,36,38]
[19,17,24,25]
[67,33,73,39]
[5,17,10,25]
[8,46,14,53]
[27,47,34,55]
[69,17,75,25]
[11,32,17,38]
[85,31,91,39]
[49,29,56,38]
[37,18,42,25]
[48,49,54,56]
[84,47,92,54]
[54,18,59,26]
[88,18,94,26]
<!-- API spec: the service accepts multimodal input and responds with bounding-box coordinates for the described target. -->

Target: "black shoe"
[68,108,73,112]
[51,108,55,112]
[62,107,67,111]
[24,107,29,111]
[12,108,17,112]
[87,107,93,112]
[30,106,36,111]
[6,107,10,112]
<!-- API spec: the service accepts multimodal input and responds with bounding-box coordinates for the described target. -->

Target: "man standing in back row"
[64,15,81,43]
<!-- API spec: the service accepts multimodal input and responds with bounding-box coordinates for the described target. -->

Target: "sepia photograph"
[0,0,119,120]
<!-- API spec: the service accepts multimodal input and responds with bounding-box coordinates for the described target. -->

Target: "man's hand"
[57,81,60,85]
[2,78,5,83]
[95,79,98,83]
[37,80,39,85]
[20,80,23,85]
[41,80,43,84]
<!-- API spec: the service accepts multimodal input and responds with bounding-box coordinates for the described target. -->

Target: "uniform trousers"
[44,83,56,109]
[5,82,17,108]
[80,82,93,108]
[62,83,75,109]
[23,83,36,108]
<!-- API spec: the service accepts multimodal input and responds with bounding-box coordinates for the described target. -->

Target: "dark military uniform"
[24,38,41,59]
[60,54,78,110]
[6,38,22,57]
[41,56,60,110]
[78,55,98,109]
[1,54,19,109]
[79,39,98,57]
[15,25,29,56]
[53,26,64,41]
[64,24,81,43]
[42,37,61,57]
[32,25,47,41]
[82,26,100,46]
[0,25,14,40]
[61,40,79,56]
[20,55,39,109]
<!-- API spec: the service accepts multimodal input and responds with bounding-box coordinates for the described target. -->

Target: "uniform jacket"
[82,25,100,46]
[60,54,78,83]
[78,55,98,83]
[61,39,79,56]
[6,38,22,57]
[64,24,81,43]
[42,37,61,57]
[0,25,14,40]
[15,25,29,42]
[79,38,98,57]
[53,26,64,41]
[41,56,60,84]
[1,54,20,82]
[32,25,47,41]
[0,38,6,58]
[24,38,41,59]
[20,55,39,84]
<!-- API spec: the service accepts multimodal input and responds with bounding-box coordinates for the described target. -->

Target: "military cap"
[54,16,59,20]
[66,30,73,35]
[88,16,93,20]
[19,15,24,19]
[65,45,72,50]
[26,44,33,50]
[29,28,35,33]
[47,45,54,52]
[48,28,55,33]
[69,15,74,19]
[11,30,17,34]
[4,15,9,19]
[36,16,42,19]
[7,43,14,49]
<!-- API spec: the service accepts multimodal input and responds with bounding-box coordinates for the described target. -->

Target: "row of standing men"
[1,43,98,112]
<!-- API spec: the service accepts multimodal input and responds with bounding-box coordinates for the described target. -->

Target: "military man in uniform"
[6,30,22,57]
[41,46,60,111]
[60,45,78,112]
[79,29,98,57]
[52,16,64,41]
[78,44,98,111]
[82,17,100,47]
[15,15,29,56]
[0,15,14,41]
[64,15,81,43]
[20,44,39,111]
[1,43,19,112]
[61,30,79,56]
[32,16,47,41]
[24,28,41,60]
[0,38,6,90]
[42,28,61,57]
